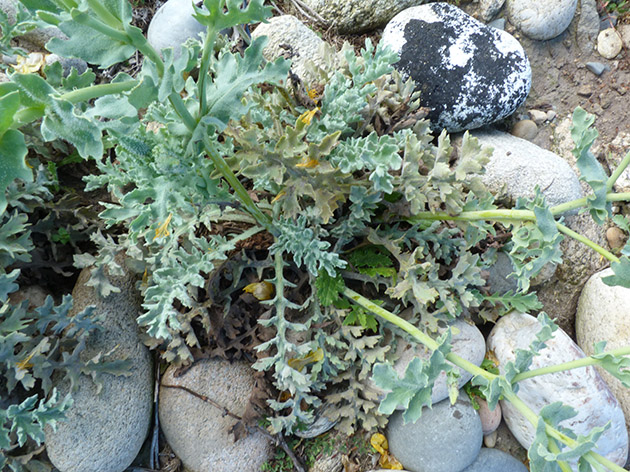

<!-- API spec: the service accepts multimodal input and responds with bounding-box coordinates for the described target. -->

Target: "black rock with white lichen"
[381,3,531,132]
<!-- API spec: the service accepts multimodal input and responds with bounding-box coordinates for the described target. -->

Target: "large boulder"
[381,3,531,132]
[301,0,428,34]
[159,358,274,472]
[487,311,628,468]
[576,268,630,441]
[44,263,153,472]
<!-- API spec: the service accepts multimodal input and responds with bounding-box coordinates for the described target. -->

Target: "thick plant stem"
[168,93,197,132]
[59,81,137,103]
[344,288,628,472]
[512,345,630,382]
[607,151,630,192]
[85,0,123,28]
[202,135,273,231]
[342,288,494,381]
[556,222,620,263]
[198,26,218,118]
[548,192,630,215]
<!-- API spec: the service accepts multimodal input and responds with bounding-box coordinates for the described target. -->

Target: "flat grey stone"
[585,61,608,76]
[159,359,273,472]
[147,0,206,58]
[381,3,531,132]
[473,129,583,210]
[45,264,153,472]
[506,0,577,40]
[576,0,601,53]
[461,448,528,472]
[251,15,327,85]
[488,312,628,468]
[302,0,428,34]
[487,18,506,30]
[387,393,482,472]
[577,268,630,442]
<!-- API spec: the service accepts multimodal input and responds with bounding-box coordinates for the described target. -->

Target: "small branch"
[556,221,619,263]
[162,384,242,420]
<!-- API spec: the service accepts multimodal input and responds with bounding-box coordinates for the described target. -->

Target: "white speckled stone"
[302,0,428,34]
[369,319,486,406]
[479,0,506,22]
[488,312,628,468]
[159,359,273,472]
[147,0,206,58]
[381,3,531,132]
[577,268,630,442]
[597,28,623,59]
[251,15,326,85]
[473,130,583,210]
[506,0,578,40]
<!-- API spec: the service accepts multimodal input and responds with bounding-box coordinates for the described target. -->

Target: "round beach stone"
[147,0,206,57]
[251,15,327,85]
[577,268,630,441]
[159,359,274,472]
[477,398,502,435]
[301,0,428,34]
[506,0,578,40]
[461,448,528,472]
[369,319,486,406]
[473,129,583,209]
[381,3,531,132]
[510,119,538,141]
[597,28,623,59]
[487,311,628,467]
[45,264,153,472]
[387,393,482,472]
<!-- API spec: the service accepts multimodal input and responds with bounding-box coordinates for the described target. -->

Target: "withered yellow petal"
[288,348,324,371]
[271,190,286,203]
[153,213,173,240]
[243,281,275,300]
[298,108,319,126]
[371,433,403,469]
[12,53,47,74]
[295,158,319,168]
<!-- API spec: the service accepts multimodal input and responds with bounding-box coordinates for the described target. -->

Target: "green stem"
[344,288,628,472]
[513,345,630,382]
[123,23,165,78]
[85,0,122,28]
[549,193,630,216]
[70,10,129,43]
[227,225,264,245]
[198,26,218,118]
[168,92,197,131]
[556,221,620,263]
[546,438,573,472]
[58,80,138,104]
[607,151,630,192]
[342,287,495,380]
[202,135,273,231]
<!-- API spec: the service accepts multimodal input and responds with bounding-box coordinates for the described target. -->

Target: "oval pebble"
[387,393,482,472]
[461,447,528,472]
[598,28,623,59]
[506,0,577,40]
[487,311,628,467]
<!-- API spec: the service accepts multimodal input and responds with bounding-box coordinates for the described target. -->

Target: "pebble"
[483,430,498,448]
[546,110,557,121]
[477,398,502,435]
[301,0,428,34]
[251,15,328,85]
[606,226,626,250]
[461,448,528,472]
[528,109,547,125]
[600,13,618,30]
[577,268,630,441]
[488,311,628,468]
[511,119,538,140]
[597,28,623,59]
[479,0,506,21]
[505,0,577,40]
[147,0,206,58]
[487,18,506,30]
[474,130,583,209]
[45,53,88,77]
[0,0,67,49]
[387,393,483,472]
[369,319,486,406]
[585,61,609,76]
[45,264,153,472]
[381,3,531,133]
[159,359,274,472]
